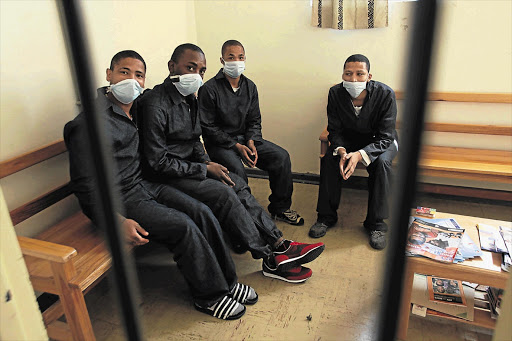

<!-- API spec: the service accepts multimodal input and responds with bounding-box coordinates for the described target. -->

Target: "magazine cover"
[427,276,467,305]
[406,218,464,262]
[477,223,507,253]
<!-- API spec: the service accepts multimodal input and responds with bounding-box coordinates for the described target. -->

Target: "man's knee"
[373,153,394,171]
[230,173,251,193]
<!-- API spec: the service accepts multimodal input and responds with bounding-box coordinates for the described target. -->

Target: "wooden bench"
[319,92,512,202]
[0,139,123,341]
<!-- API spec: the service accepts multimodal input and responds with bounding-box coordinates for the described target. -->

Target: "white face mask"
[110,79,144,104]
[173,74,203,96]
[343,81,367,99]
[222,59,245,79]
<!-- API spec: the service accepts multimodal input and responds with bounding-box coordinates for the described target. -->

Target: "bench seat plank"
[22,211,114,292]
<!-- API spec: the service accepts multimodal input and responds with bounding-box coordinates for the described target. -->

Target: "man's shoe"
[369,230,387,250]
[262,261,312,283]
[309,221,330,238]
[271,209,304,226]
[273,240,325,270]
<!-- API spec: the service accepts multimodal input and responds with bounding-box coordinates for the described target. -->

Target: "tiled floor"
[84,178,509,340]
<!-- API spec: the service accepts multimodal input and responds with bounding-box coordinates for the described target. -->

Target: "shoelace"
[282,209,299,220]
[371,230,385,238]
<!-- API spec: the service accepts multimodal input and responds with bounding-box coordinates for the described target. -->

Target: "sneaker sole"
[276,244,325,271]
[262,270,311,283]
[272,214,305,226]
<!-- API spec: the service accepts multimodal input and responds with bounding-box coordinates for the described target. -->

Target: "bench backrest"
[0,139,71,225]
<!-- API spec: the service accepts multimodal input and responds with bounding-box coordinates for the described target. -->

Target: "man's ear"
[168,60,175,75]
[220,56,225,65]
[106,68,112,82]
[367,73,373,81]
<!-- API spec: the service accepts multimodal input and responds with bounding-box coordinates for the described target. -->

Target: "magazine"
[499,226,512,271]
[477,223,507,253]
[406,218,464,262]
[427,276,467,305]
[429,218,482,260]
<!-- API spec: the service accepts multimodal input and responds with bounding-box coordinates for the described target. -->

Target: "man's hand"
[206,162,235,187]
[122,218,149,246]
[339,151,363,180]
[235,142,257,168]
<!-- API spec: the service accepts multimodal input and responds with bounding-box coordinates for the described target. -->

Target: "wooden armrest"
[17,236,77,263]
[319,128,329,142]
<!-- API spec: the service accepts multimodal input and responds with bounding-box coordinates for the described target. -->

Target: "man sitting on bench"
[64,50,256,320]
[139,44,324,283]
[198,40,303,226]
[309,54,398,250]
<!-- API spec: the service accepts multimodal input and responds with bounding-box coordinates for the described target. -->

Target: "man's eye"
[187,66,194,71]
[121,71,128,74]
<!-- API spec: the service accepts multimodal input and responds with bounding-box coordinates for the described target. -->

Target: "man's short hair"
[221,40,245,56]
[170,43,204,63]
[343,54,370,72]
[110,50,146,71]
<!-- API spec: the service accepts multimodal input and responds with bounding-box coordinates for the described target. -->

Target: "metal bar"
[55,1,143,340]
[376,0,439,340]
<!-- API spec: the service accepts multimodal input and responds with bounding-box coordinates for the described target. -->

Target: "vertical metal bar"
[377,0,438,340]
[55,1,143,340]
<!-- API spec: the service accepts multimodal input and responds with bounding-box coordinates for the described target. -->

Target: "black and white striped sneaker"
[229,283,258,305]
[271,209,305,226]
[194,296,246,320]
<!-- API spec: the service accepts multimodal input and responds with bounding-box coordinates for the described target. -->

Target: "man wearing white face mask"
[140,44,324,284]
[309,54,398,250]
[198,40,304,227]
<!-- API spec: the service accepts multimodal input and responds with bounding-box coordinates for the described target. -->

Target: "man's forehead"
[179,49,206,63]
[344,61,368,71]
[224,45,244,55]
[114,57,145,71]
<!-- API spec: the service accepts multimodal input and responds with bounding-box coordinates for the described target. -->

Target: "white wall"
[194,0,512,177]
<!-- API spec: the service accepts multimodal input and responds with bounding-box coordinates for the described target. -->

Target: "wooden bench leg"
[397,261,415,340]
[51,262,96,341]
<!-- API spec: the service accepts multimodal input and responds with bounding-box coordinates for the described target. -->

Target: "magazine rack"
[397,212,511,340]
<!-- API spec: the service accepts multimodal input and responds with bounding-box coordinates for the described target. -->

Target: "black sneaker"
[309,221,330,238]
[369,230,387,250]
[271,209,304,226]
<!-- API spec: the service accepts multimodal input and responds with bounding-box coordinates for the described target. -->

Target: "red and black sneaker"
[273,240,325,270]
[262,260,312,283]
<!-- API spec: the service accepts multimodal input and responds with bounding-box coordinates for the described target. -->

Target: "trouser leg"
[253,139,293,214]
[229,172,284,245]
[364,144,397,232]
[124,192,230,307]
[206,144,248,184]
[316,148,342,225]
[142,181,237,290]
[167,176,280,260]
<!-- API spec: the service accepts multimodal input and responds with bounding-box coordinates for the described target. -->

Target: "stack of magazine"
[406,217,480,263]
[477,223,512,272]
